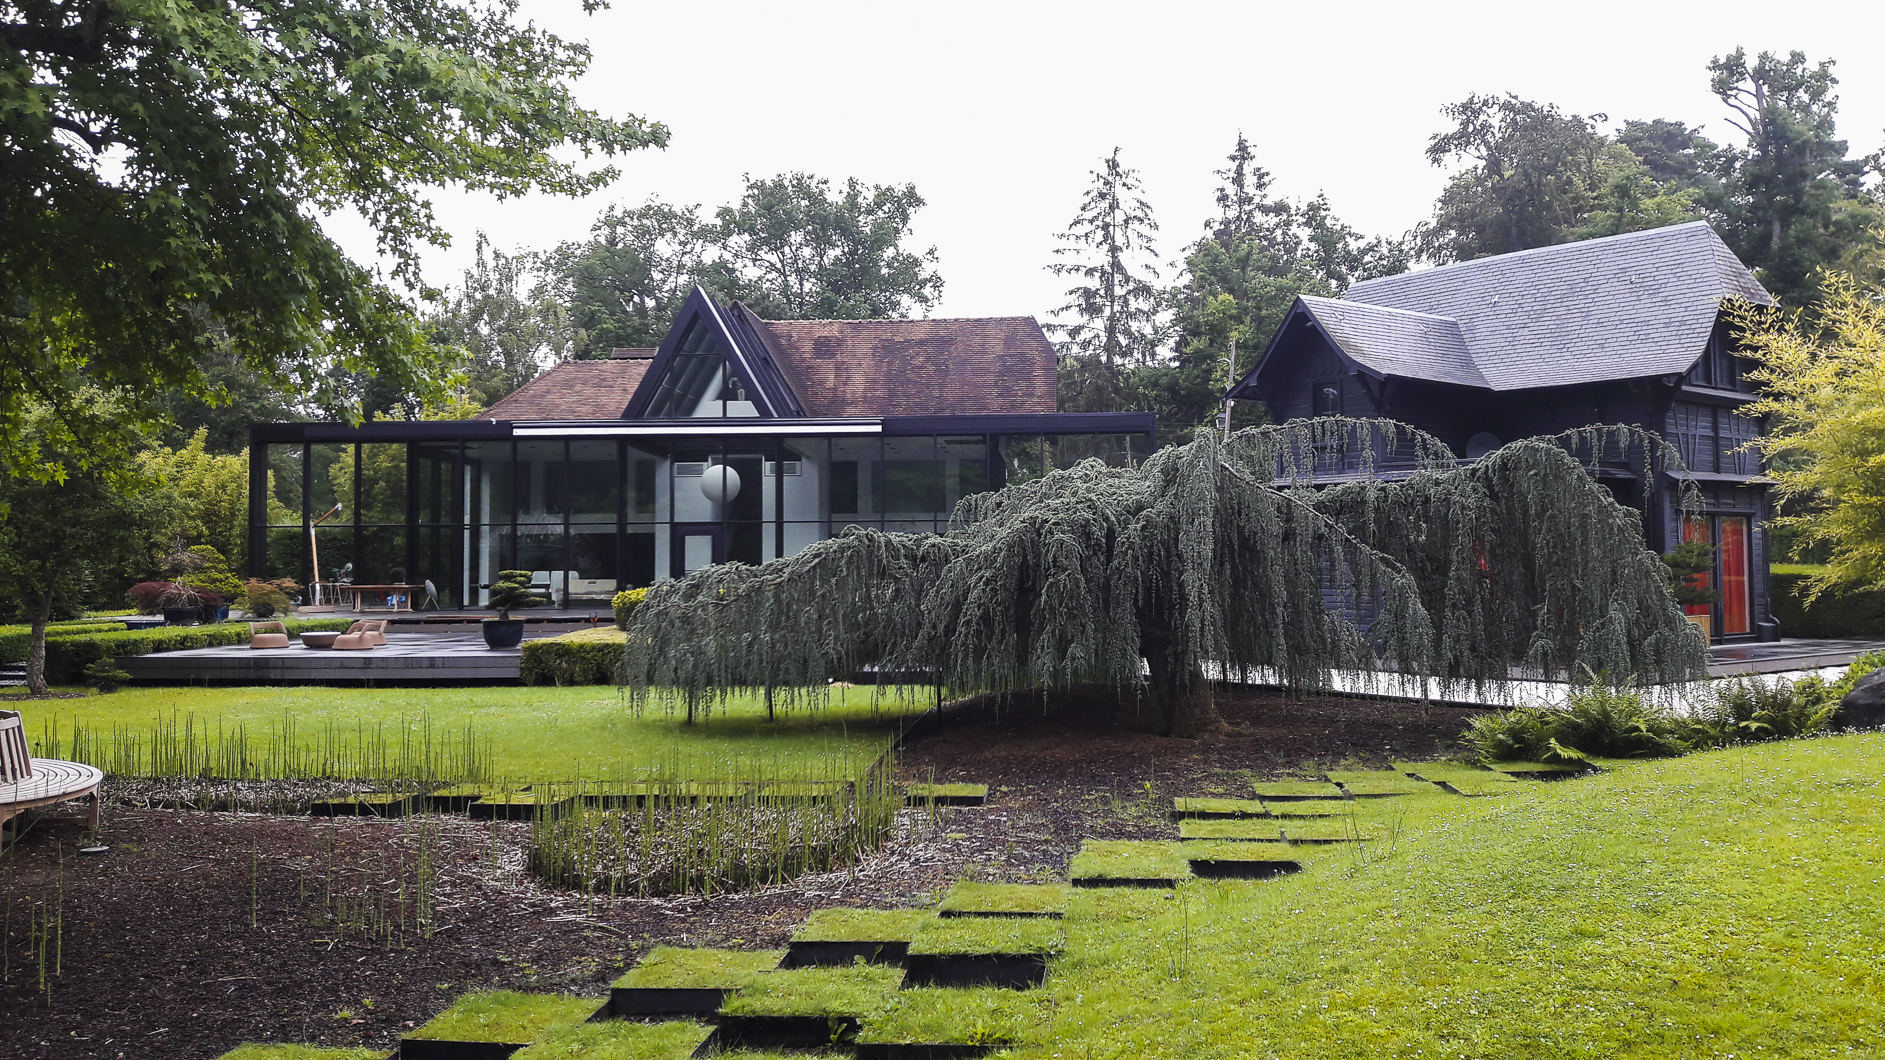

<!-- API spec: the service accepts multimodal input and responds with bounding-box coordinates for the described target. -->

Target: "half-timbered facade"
[1227,222,1778,643]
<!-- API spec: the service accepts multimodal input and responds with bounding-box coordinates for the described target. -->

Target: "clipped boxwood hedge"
[520,626,625,686]
[33,618,353,684]
[0,623,128,664]
[1771,568,1885,638]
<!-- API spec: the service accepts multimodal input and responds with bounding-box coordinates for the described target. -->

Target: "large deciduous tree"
[1416,94,1609,262]
[1048,148,1166,413]
[620,419,1705,737]
[1,0,667,475]
[1734,276,1885,597]
[427,235,576,409]
[709,173,943,321]
[545,201,714,356]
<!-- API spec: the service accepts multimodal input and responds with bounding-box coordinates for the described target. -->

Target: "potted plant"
[129,581,222,625]
[1662,540,1721,640]
[482,570,544,649]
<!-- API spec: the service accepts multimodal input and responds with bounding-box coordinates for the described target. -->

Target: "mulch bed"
[0,685,1485,1060]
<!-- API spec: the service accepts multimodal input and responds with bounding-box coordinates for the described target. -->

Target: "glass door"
[1718,516,1751,636]
[671,523,723,579]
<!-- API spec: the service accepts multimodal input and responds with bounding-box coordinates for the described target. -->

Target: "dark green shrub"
[487,570,544,621]
[0,623,127,663]
[1771,569,1885,637]
[520,628,624,686]
[1696,675,1837,746]
[1466,673,1686,763]
[83,657,132,693]
[612,587,648,630]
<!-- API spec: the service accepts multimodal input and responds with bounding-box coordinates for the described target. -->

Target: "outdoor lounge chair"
[248,621,292,650]
[333,619,388,650]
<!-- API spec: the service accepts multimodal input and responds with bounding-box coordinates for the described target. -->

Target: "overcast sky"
[323,0,1885,323]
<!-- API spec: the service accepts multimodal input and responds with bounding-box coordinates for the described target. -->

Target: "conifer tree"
[1047,148,1165,412]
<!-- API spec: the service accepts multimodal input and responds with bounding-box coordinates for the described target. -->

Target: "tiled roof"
[1335,222,1772,391]
[1295,296,1487,388]
[752,316,1058,416]
[484,359,651,421]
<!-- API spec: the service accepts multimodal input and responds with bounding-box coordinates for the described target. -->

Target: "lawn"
[1027,735,1885,1059]
[18,684,924,781]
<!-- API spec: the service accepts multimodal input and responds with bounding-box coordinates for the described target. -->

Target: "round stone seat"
[0,759,104,831]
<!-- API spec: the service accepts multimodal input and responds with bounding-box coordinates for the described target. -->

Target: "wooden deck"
[118,628,570,686]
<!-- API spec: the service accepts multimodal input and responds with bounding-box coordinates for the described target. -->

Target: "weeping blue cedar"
[620,419,1707,735]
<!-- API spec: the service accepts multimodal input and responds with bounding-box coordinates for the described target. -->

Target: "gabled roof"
[1293,295,1487,388]
[1338,222,1772,391]
[753,316,1057,416]
[1234,222,1774,398]
[484,359,651,420]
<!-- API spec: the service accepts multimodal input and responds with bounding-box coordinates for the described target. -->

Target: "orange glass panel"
[1681,517,1713,617]
[1719,517,1750,635]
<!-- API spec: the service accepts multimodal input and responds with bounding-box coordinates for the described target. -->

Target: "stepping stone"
[1068,840,1192,888]
[509,1019,713,1060]
[782,908,933,967]
[1176,819,1284,842]
[905,783,989,807]
[938,881,1070,918]
[1260,800,1343,819]
[400,989,601,1060]
[759,781,844,804]
[1326,770,1438,797]
[854,986,1042,1058]
[715,965,904,1050]
[1170,796,1267,819]
[425,784,520,813]
[1393,761,1520,797]
[1280,817,1377,843]
[903,917,1063,989]
[1249,780,1346,801]
[1180,840,1305,880]
[468,793,572,821]
[214,1047,386,1060]
[609,946,785,1017]
[1486,760,1589,780]
[1440,777,1523,797]
[308,793,410,818]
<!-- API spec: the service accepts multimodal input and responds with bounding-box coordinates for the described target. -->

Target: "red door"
[1719,516,1751,636]
[1681,518,1713,621]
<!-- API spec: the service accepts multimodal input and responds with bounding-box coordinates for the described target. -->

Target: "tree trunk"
[1143,636,1220,739]
[25,605,49,696]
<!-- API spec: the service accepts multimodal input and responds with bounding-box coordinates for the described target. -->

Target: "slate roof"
[484,359,651,420]
[749,316,1058,416]
[1300,222,1773,391]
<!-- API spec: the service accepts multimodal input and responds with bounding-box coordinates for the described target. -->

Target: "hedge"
[521,626,625,686]
[28,618,355,684]
[0,623,128,664]
[1771,569,1885,639]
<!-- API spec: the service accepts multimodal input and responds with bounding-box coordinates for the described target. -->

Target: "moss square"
[791,907,935,943]
[906,782,989,799]
[1065,887,1176,921]
[1177,819,1284,841]
[1487,760,1587,775]
[1391,761,1517,783]
[1170,796,1267,818]
[406,990,600,1044]
[1445,776,1525,797]
[717,964,905,1018]
[612,947,785,990]
[1281,817,1376,842]
[1260,800,1343,818]
[856,986,1047,1045]
[1327,770,1437,796]
[509,1020,714,1060]
[1249,780,1346,800]
[1068,839,1191,882]
[938,881,1070,917]
[215,1047,388,1060]
[910,916,1064,956]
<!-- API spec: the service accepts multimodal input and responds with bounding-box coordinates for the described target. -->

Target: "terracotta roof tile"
[754,317,1057,416]
[484,359,651,421]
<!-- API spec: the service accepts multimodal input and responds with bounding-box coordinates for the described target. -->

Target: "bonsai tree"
[621,419,1708,736]
[487,570,546,621]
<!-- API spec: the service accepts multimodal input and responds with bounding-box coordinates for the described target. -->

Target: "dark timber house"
[1226,222,1778,643]
[249,287,1154,608]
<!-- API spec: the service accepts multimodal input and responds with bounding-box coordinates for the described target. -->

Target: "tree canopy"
[1,0,667,475]
[621,419,1705,736]
[1047,148,1167,413]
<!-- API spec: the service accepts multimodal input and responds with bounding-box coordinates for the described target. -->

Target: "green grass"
[939,881,1071,917]
[716,964,905,1018]
[509,1019,714,1060]
[1170,796,1267,818]
[25,684,922,780]
[213,1047,387,1060]
[1326,769,1436,796]
[1176,819,1284,841]
[612,947,785,990]
[1487,760,1589,775]
[791,907,935,942]
[1280,817,1377,843]
[1249,780,1345,799]
[405,990,600,1044]
[857,986,1049,1045]
[910,916,1065,956]
[1068,840,1191,883]
[1260,800,1343,818]
[1010,739,1885,1058]
[1391,760,1517,782]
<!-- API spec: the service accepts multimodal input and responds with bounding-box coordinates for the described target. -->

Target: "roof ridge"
[1303,294,1460,325]
[1351,220,1714,291]
[757,315,1039,326]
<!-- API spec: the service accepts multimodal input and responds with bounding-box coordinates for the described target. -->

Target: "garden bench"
[0,709,103,835]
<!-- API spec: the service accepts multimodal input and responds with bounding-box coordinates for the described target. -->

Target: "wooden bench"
[0,709,104,834]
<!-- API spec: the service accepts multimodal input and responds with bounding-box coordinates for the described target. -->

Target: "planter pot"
[481,619,525,649]
[162,607,200,626]
[200,604,230,624]
[1685,613,1712,641]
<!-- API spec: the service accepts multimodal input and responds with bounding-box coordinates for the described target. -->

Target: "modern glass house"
[249,288,1155,608]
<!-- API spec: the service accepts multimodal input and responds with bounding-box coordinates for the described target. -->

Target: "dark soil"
[0,685,1485,1060]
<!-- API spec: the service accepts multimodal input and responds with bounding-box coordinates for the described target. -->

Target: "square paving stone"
[1176,819,1285,841]
[938,881,1070,918]
[1170,796,1268,819]
[1249,780,1346,801]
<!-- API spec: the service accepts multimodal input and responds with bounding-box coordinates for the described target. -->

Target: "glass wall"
[252,429,1152,607]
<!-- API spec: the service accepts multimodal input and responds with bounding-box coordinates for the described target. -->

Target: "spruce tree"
[1047,148,1165,412]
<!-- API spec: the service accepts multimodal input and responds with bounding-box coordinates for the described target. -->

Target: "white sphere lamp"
[700,464,742,505]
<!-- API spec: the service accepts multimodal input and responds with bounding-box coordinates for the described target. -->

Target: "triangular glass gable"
[642,316,759,418]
